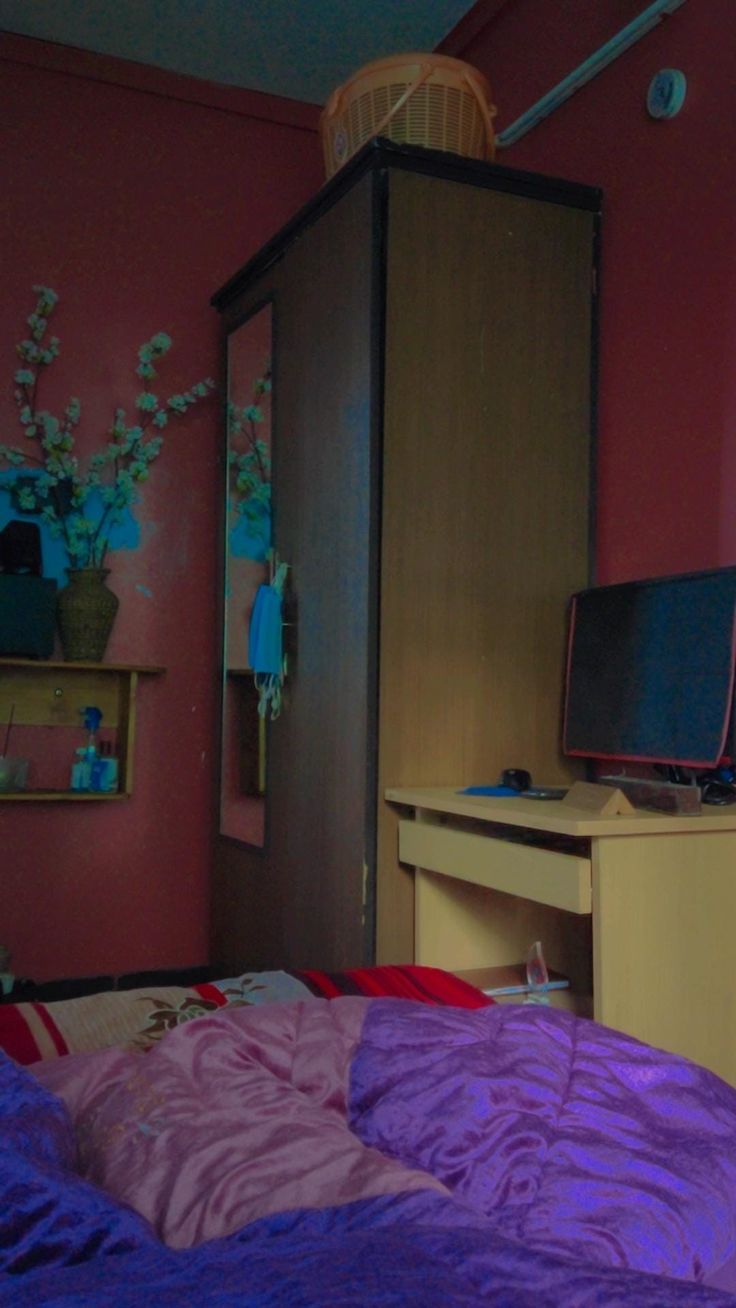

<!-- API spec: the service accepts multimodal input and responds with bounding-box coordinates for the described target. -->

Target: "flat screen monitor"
[563,567,736,769]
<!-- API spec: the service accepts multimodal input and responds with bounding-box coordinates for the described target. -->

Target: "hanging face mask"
[248,559,289,719]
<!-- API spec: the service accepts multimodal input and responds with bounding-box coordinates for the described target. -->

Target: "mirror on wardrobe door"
[219,300,272,847]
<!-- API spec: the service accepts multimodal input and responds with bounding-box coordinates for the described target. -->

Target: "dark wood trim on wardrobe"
[212,138,602,311]
[588,210,602,587]
[360,164,391,961]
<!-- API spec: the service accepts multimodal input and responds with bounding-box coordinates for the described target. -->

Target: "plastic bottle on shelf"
[70,706,103,791]
[70,746,90,791]
[90,741,119,793]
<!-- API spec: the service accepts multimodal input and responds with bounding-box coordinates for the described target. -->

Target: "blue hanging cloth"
[248,560,288,719]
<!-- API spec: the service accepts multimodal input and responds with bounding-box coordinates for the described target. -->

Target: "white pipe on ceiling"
[495,0,687,148]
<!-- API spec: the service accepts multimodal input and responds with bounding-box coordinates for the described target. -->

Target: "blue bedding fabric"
[3,1000,736,1306]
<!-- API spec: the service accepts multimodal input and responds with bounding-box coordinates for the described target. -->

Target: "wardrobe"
[212,139,600,973]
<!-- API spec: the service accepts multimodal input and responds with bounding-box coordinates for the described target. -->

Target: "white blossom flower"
[2,287,215,569]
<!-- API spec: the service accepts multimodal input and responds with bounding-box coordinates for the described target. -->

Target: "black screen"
[563,568,736,767]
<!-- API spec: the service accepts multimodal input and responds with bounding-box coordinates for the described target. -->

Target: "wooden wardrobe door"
[255,173,378,969]
[376,170,595,962]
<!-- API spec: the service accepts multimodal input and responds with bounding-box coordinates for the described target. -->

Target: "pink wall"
[0,34,322,980]
[444,0,736,582]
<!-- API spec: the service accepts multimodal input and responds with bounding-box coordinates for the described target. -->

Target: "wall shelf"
[0,658,164,800]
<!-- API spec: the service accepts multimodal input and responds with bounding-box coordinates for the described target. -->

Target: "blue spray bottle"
[70,706,102,791]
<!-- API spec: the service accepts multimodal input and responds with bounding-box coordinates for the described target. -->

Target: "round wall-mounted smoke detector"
[647,68,687,119]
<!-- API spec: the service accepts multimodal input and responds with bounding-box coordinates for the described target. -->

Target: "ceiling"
[0,0,478,105]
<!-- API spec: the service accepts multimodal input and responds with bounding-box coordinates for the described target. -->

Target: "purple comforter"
[3,997,736,1305]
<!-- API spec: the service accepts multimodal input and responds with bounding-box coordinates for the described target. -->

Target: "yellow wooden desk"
[386,786,736,1085]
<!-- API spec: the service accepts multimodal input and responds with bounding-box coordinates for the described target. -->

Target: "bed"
[2,964,736,1306]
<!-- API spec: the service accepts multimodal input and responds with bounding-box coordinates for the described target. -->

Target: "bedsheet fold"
[351,1000,736,1281]
[32,997,446,1248]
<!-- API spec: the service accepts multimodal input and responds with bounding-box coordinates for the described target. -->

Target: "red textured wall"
[0,34,322,980]
[445,0,736,583]
[4,5,733,980]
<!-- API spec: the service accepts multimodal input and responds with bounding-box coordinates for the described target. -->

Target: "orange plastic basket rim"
[319,51,496,179]
[322,51,493,106]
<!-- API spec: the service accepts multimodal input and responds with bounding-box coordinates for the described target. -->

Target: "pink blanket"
[33,998,445,1248]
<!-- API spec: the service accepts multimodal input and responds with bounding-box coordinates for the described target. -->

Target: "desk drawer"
[398,820,592,914]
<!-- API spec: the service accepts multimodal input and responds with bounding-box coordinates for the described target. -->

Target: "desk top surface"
[385,786,736,838]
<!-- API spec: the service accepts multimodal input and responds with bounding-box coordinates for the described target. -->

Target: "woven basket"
[320,52,496,180]
[56,567,119,662]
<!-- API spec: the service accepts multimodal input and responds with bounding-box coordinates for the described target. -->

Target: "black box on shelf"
[0,575,57,658]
